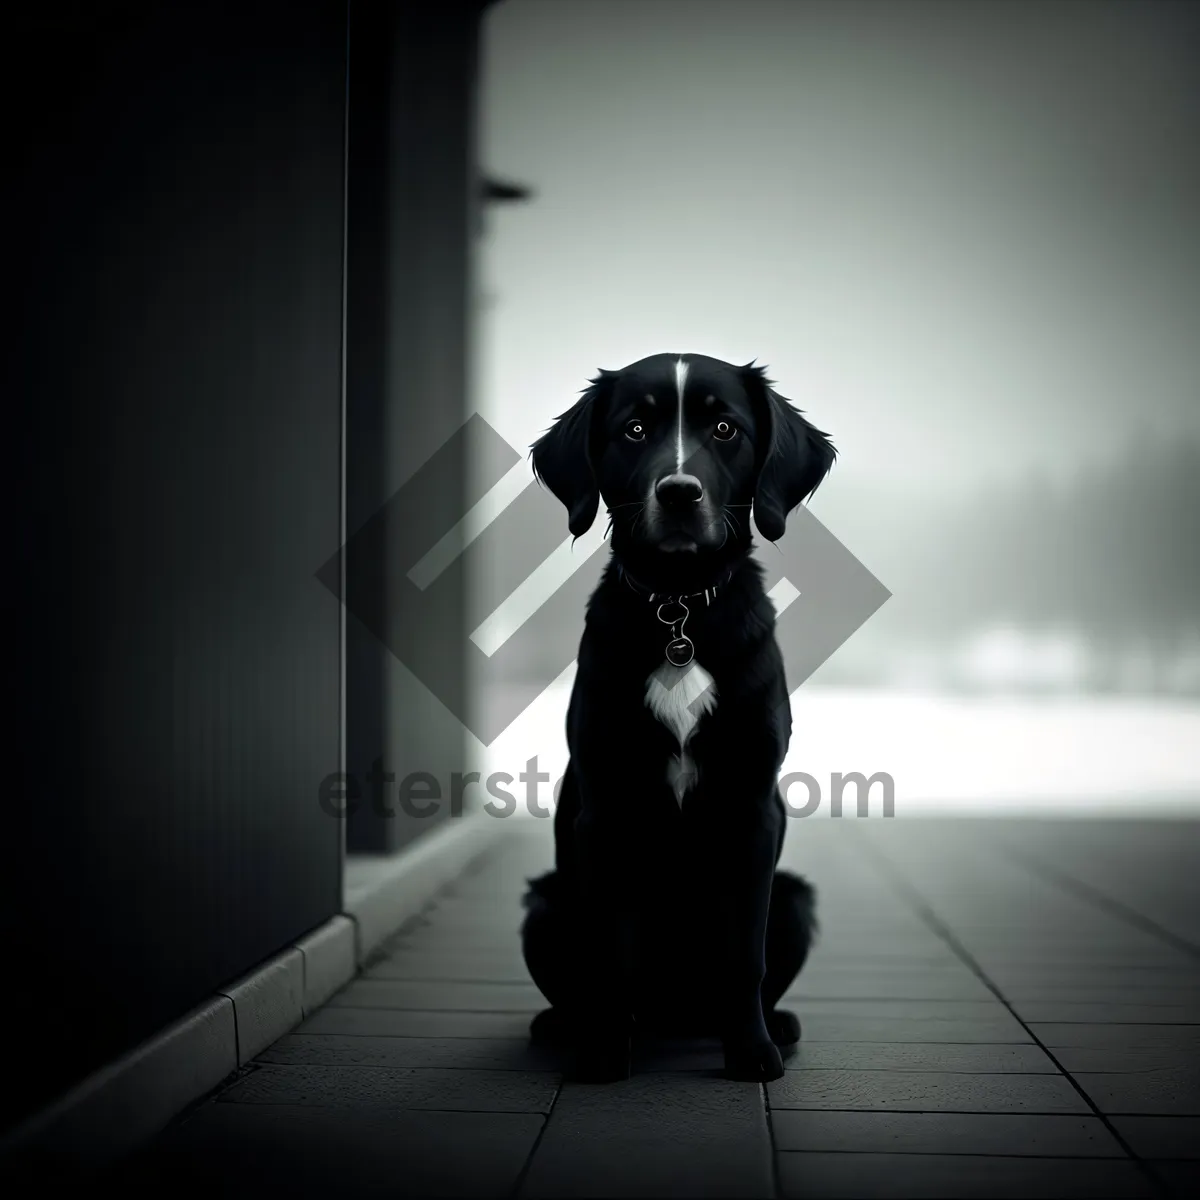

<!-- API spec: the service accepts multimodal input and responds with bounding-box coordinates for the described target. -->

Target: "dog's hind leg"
[761,870,818,1045]
[522,867,635,1076]
[521,870,578,1044]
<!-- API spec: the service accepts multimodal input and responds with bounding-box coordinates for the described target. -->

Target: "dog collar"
[617,564,732,667]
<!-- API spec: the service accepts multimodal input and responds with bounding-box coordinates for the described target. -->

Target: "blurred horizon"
[472,0,1200,738]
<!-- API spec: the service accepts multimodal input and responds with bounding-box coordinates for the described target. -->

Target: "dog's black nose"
[655,473,704,510]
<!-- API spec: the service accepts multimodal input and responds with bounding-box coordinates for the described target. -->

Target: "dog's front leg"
[570,803,638,1081]
[693,784,786,1082]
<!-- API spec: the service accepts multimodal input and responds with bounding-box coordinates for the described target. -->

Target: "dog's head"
[531,353,835,582]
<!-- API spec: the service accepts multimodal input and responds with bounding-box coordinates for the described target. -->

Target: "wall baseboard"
[344,808,501,961]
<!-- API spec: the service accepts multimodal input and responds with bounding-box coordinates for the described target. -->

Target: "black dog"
[522,353,833,1083]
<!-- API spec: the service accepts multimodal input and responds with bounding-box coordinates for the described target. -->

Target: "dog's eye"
[624,419,647,442]
[713,419,738,441]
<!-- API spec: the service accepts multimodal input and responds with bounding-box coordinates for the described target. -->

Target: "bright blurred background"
[468,0,1200,816]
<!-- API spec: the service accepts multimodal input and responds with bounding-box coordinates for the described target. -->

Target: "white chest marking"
[644,658,717,806]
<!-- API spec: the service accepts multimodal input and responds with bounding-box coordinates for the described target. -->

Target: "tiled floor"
[115,818,1200,1198]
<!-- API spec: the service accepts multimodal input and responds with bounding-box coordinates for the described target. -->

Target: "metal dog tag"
[665,636,695,667]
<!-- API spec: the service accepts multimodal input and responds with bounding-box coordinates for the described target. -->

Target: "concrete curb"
[344,809,502,962]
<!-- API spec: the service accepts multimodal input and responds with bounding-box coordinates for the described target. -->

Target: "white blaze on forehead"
[673,357,689,471]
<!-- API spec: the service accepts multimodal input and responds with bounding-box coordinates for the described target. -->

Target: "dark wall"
[5,2,348,1132]
[342,1,486,853]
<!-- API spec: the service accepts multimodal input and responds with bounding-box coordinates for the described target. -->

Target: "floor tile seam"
[840,823,1165,1196]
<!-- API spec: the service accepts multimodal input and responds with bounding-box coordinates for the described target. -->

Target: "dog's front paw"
[766,1009,801,1046]
[570,1032,632,1083]
[724,1039,784,1082]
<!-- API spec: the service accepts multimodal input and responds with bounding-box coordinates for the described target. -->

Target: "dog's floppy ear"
[742,362,836,543]
[530,369,616,537]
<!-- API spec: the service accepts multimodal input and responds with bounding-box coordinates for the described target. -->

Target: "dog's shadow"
[527,1029,799,1080]
[635,1035,799,1078]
